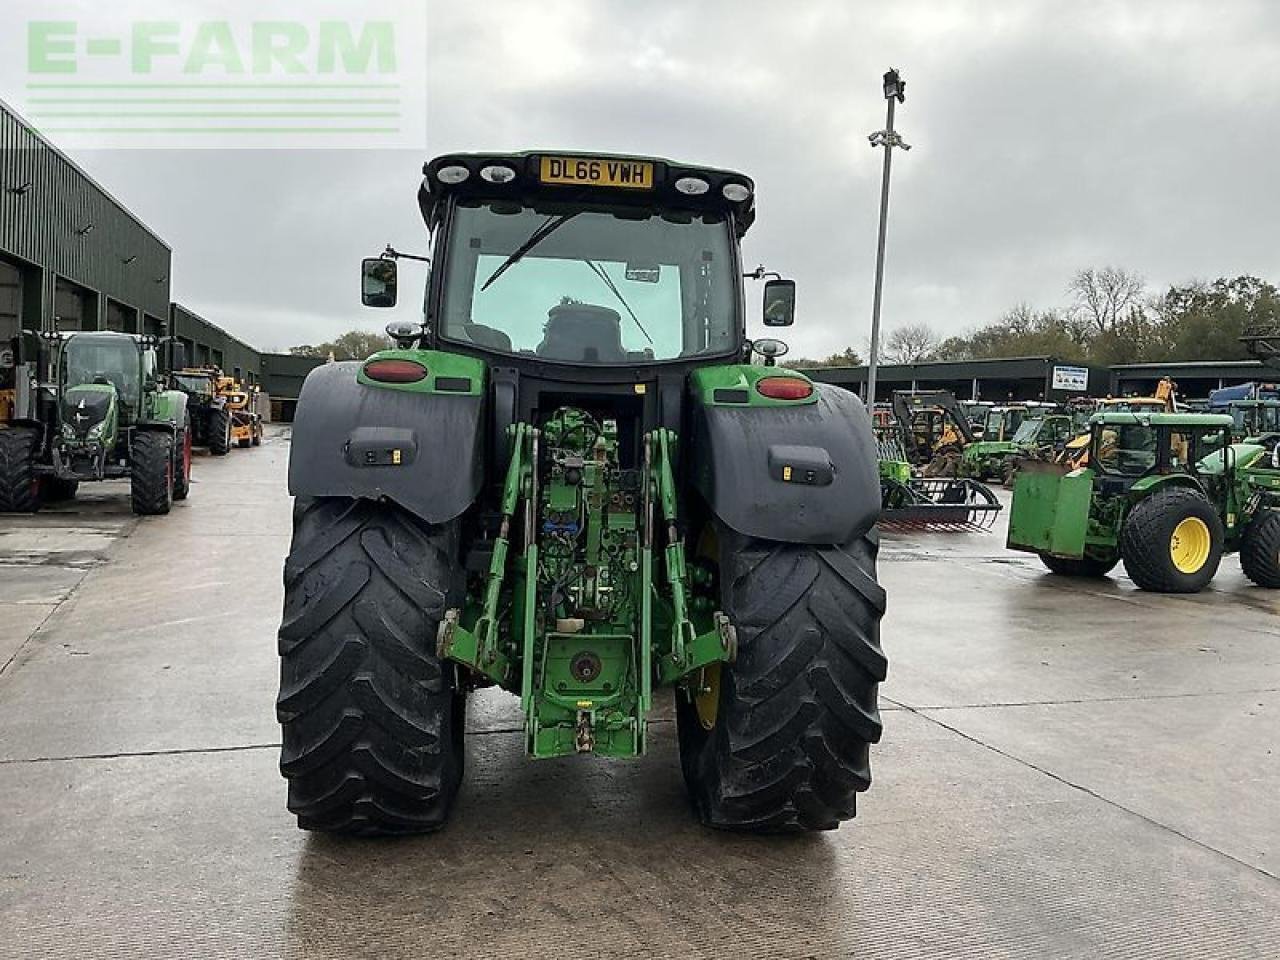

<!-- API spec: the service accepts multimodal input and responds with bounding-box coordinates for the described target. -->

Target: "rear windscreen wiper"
[480,212,580,292]
[582,259,653,346]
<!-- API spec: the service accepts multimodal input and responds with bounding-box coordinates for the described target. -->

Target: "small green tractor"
[1007,411,1280,592]
[277,151,887,835]
[960,411,1075,483]
[170,367,232,455]
[0,331,191,514]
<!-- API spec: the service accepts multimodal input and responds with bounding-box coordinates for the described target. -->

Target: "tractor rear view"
[1008,411,1280,592]
[171,367,232,455]
[277,152,888,835]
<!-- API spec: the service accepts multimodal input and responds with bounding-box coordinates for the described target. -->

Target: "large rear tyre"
[1240,511,1280,588]
[0,426,42,513]
[130,430,174,516]
[1039,552,1118,578]
[1120,487,1223,593]
[277,497,466,835]
[208,407,232,456]
[676,522,887,832]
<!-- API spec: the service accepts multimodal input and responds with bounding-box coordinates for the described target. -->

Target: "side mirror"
[362,257,398,308]
[762,278,796,327]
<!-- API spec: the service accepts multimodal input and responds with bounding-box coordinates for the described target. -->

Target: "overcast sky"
[19,0,1280,357]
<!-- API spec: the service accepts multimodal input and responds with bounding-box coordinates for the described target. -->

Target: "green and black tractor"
[0,331,191,514]
[170,366,232,455]
[1007,411,1280,592]
[277,151,887,835]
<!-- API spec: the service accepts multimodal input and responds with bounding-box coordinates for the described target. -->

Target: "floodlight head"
[883,68,905,103]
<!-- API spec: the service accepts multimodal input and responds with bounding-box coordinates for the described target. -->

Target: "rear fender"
[287,354,486,524]
[690,379,880,545]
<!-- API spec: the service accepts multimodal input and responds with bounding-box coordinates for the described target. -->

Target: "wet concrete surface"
[1,430,1277,958]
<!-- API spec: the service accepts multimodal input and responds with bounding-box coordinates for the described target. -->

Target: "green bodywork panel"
[690,364,817,407]
[879,459,911,484]
[145,388,187,427]
[357,348,487,396]
[1007,464,1096,558]
[62,383,120,451]
[1199,443,1267,475]
[961,439,1017,475]
[437,409,735,760]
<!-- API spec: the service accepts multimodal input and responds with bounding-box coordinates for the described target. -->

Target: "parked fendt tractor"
[170,367,232,455]
[277,152,888,835]
[0,331,190,514]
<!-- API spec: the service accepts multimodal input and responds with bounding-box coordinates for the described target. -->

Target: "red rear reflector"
[363,359,428,383]
[756,376,813,401]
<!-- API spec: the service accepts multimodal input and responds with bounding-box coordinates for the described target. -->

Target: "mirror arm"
[744,264,782,281]
[383,244,431,264]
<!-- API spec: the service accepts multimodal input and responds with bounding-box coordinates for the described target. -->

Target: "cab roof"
[1090,411,1233,427]
[418,150,757,237]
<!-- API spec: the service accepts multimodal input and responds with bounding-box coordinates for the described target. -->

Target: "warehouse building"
[1109,360,1275,399]
[169,302,264,387]
[1,99,172,413]
[806,356,1110,404]
[261,353,325,422]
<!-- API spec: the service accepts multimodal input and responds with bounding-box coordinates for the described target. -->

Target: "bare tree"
[1068,266,1147,336]
[882,322,939,364]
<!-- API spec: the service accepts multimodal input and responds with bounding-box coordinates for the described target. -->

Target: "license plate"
[539,156,653,190]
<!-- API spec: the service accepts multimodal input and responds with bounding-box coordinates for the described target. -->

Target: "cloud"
[41,0,1280,359]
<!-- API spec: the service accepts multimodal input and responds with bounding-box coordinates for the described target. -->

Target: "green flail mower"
[0,331,191,515]
[1007,411,1280,592]
[277,151,888,835]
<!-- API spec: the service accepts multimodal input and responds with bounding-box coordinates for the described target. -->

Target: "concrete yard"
[1,425,1277,959]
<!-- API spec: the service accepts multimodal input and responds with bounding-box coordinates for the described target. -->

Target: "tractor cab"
[60,332,149,428]
[1216,399,1280,444]
[364,152,782,381]
[1089,412,1232,493]
[54,333,167,474]
[981,405,1028,442]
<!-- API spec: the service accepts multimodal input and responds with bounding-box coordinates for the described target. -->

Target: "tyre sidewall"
[1240,510,1280,588]
[1121,488,1223,592]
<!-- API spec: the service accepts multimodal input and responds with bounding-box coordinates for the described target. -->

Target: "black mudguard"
[691,383,880,545]
[287,361,485,524]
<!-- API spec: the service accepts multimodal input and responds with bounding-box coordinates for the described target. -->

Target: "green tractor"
[0,331,191,514]
[1007,411,1280,592]
[277,151,887,835]
[960,411,1075,483]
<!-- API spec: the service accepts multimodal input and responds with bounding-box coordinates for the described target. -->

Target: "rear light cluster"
[755,376,813,401]
[363,359,428,384]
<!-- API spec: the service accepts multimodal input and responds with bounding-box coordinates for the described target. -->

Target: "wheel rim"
[1170,517,1211,573]
[694,663,720,731]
